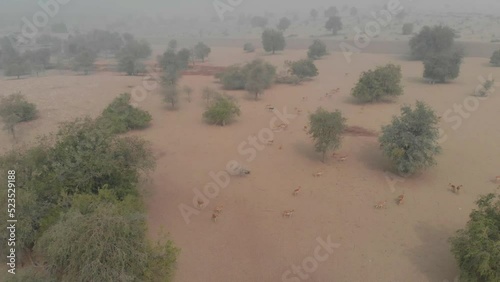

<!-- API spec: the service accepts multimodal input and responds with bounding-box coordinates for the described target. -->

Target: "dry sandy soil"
[1,46,500,282]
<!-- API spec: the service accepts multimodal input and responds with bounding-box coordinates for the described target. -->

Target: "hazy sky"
[1,0,500,20]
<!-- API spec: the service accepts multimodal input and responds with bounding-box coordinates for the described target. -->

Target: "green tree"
[474,79,495,97]
[490,49,500,66]
[216,65,247,90]
[203,94,241,126]
[262,29,286,54]
[162,83,179,109]
[409,25,456,60]
[308,108,347,162]
[449,193,500,282]
[325,16,343,35]
[379,101,441,176]
[4,58,31,79]
[97,93,152,134]
[351,64,404,103]
[244,59,277,100]
[250,16,268,28]
[116,36,152,75]
[277,17,291,32]
[0,93,38,140]
[402,23,414,35]
[307,39,328,60]
[73,49,96,75]
[288,59,319,80]
[310,9,318,21]
[244,42,255,53]
[183,85,193,102]
[193,42,211,62]
[168,39,178,51]
[423,49,463,83]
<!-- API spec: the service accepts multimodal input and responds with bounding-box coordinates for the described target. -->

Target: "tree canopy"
[308,108,347,162]
[262,29,286,54]
[351,64,404,103]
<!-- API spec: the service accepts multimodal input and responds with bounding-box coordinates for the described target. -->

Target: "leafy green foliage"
[203,94,241,126]
[216,59,276,96]
[325,16,343,35]
[474,79,495,97]
[162,84,180,109]
[202,87,221,107]
[262,29,286,54]
[288,59,319,80]
[409,25,456,60]
[4,59,31,79]
[324,6,339,17]
[379,101,441,176]
[490,49,500,66]
[402,23,414,35]
[423,49,463,83]
[116,35,152,75]
[244,59,277,100]
[307,39,328,60]
[308,108,347,162]
[193,42,211,62]
[449,193,500,282]
[0,93,38,139]
[243,42,255,53]
[351,64,404,103]
[98,93,152,134]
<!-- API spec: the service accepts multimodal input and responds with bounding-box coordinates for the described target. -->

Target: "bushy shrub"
[449,193,500,282]
[288,59,319,79]
[379,101,441,176]
[275,72,301,85]
[217,60,276,97]
[402,23,414,35]
[307,39,328,60]
[217,65,247,90]
[409,25,456,60]
[351,64,403,103]
[308,108,346,162]
[261,29,286,54]
[423,49,463,83]
[0,92,38,139]
[490,49,500,66]
[98,93,152,134]
[203,94,241,126]
[243,42,255,52]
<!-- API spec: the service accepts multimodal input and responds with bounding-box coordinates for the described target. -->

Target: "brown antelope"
[494,176,500,183]
[212,212,219,222]
[303,125,308,132]
[332,153,348,161]
[374,201,387,209]
[212,205,224,222]
[282,209,295,218]
[265,104,275,111]
[449,183,463,194]
[396,194,405,205]
[293,186,301,196]
[278,145,283,150]
[267,140,274,145]
[197,200,204,208]
[312,170,324,177]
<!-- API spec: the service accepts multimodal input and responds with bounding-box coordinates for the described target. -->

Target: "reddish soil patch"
[344,125,379,137]
[181,65,226,76]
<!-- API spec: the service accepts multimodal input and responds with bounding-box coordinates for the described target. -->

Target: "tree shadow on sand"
[405,222,460,282]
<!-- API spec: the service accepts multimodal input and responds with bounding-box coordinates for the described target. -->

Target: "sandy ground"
[1,47,500,282]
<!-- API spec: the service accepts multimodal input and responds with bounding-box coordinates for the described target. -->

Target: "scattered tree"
[449,193,500,282]
[0,93,38,140]
[324,6,339,18]
[243,42,255,53]
[277,17,291,32]
[216,65,247,90]
[287,59,319,80]
[162,84,179,109]
[4,59,31,79]
[423,49,463,83]
[116,35,152,75]
[325,16,343,35]
[351,64,404,103]
[308,108,347,162]
[307,39,328,60]
[474,78,495,97]
[193,42,211,62]
[402,23,414,35]
[168,39,178,51]
[261,29,286,54]
[183,86,193,102]
[73,49,97,75]
[379,101,441,176]
[202,87,221,106]
[97,93,152,134]
[244,59,277,100]
[409,25,456,60]
[490,49,500,66]
[203,94,241,126]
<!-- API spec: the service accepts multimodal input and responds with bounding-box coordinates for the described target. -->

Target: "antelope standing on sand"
[312,170,324,177]
[396,194,405,205]
[282,209,295,218]
[374,201,387,209]
[293,186,301,196]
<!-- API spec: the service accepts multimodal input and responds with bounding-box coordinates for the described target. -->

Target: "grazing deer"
[236,167,251,176]
[374,201,387,209]
[274,123,288,131]
[294,107,302,115]
[212,205,223,222]
[424,77,436,84]
[214,205,223,214]
[265,104,275,111]
[197,200,204,208]
[267,140,274,145]
[449,183,463,194]
[494,176,500,183]
[303,125,308,132]
[212,212,219,222]
[282,209,295,218]
[396,194,405,205]
[312,170,324,177]
[278,145,283,150]
[293,186,301,196]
